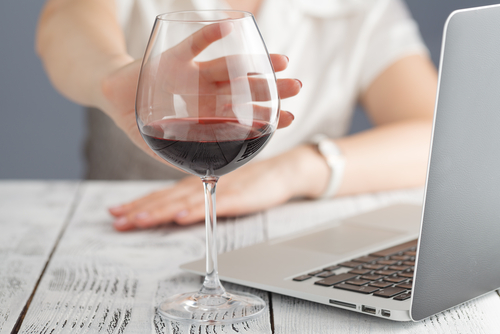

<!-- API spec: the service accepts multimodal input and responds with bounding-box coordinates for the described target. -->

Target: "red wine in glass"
[140,117,274,177]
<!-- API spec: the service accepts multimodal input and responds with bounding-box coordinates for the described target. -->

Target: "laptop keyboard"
[292,239,417,301]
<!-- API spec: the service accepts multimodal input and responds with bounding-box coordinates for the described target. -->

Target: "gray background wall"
[1,0,499,179]
[0,0,84,179]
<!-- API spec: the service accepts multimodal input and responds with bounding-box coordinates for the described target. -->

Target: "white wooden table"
[2,180,500,333]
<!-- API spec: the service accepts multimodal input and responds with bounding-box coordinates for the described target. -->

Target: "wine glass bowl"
[135,10,279,324]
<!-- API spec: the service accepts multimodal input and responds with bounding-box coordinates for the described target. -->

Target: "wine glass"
[135,10,280,324]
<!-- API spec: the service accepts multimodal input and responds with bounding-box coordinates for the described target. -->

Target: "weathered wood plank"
[17,181,272,334]
[0,181,79,334]
[15,182,499,332]
[265,188,500,332]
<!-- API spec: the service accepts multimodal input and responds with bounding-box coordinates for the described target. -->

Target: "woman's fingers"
[115,195,205,230]
[109,177,205,231]
[172,22,233,61]
[207,77,301,103]
[277,110,294,129]
[278,78,302,99]
[199,53,289,82]
[269,54,289,72]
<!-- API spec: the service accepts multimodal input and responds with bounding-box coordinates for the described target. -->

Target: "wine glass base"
[157,290,266,325]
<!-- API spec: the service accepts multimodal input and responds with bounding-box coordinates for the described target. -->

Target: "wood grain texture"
[0,181,79,334]
[10,182,500,333]
[18,181,271,334]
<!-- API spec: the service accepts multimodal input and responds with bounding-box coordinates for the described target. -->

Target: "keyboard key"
[348,268,372,275]
[323,265,341,271]
[352,255,380,263]
[377,259,398,266]
[373,287,407,298]
[404,251,416,256]
[346,278,371,286]
[361,274,384,281]
[374,270,397,276]
[317,271,336,278]
[391,255,411,261]
[335,283,380,294]
[293,275,312,281]
[369,281,393,288]
[394,292,412,301]
[370,239,418,257]
[383,276,407,284]
[388,265,410,271]
[308,269,324,276]
[403,261,416,266]
[398,271,414,278]
[338,261,362,268]
[396,282,413,290]
[314,273,358,287]
[363,264,385,270]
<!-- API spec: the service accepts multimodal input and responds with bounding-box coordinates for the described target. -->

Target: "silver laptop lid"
[411,4,500,321]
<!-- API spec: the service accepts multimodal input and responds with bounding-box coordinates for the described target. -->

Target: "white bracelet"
[311,134,345,199]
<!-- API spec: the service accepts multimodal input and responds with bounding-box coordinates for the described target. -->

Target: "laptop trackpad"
[277,223,404,255]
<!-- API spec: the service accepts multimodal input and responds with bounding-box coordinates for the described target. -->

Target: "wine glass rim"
[156,10,254,23]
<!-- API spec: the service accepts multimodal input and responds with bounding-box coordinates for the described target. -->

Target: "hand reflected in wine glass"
[134,10,294,324]
[101,23,299,166]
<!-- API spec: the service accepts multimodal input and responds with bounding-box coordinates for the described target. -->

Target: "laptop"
[182,4,500,321]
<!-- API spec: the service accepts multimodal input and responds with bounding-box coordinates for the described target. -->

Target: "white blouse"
[85,0,427,179]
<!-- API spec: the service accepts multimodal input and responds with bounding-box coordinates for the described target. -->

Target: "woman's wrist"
[96,53,136,112]
[310,135,346,199]
[282,144,332,199]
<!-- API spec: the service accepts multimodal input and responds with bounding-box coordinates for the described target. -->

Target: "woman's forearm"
[334,118,432,196]
[288,117,432,199]
[36,0,133,110]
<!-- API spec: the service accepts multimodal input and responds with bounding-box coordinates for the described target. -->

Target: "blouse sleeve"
[358,0,429,92]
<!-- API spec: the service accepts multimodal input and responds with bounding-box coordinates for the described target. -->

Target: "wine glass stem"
[199,176,225,296]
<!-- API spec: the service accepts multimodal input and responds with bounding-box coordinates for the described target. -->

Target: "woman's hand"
[100,23,301,162]
[100,56,299,161]
[109,145,330,231]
